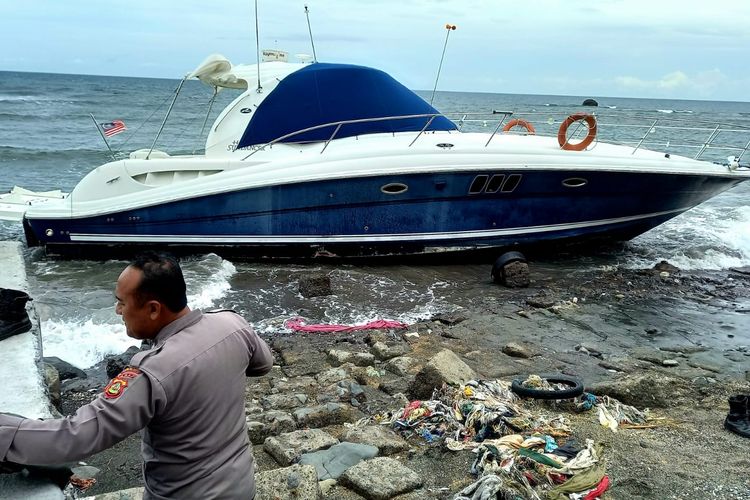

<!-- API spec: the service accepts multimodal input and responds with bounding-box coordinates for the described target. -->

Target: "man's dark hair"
[129,251,187,313]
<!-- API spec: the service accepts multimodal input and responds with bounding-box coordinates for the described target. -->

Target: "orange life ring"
[557,113,597,151]
[502,119,536,135]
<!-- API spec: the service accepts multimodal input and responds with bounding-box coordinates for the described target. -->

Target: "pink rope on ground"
[285,317,409,333]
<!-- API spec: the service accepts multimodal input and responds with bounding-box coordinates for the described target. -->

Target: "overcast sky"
[2,0,749,101]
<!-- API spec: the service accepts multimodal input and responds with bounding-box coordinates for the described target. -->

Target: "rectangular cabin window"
[485,174,506,193]
[469,175,489,194]
[501,174,522,193]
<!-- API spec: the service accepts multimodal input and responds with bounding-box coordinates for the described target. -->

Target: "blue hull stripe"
[68,206,687,244]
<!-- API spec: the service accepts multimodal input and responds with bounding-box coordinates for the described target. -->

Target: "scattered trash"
[69,476,97,491]
[360,377,663,499]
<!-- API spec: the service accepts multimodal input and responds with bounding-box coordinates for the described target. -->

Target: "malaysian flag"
[100,120,127,137]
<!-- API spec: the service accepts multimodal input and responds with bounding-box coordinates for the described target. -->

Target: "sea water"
[1,70,749,368]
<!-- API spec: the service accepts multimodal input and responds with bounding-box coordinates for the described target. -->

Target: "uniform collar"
[154,309,203,344]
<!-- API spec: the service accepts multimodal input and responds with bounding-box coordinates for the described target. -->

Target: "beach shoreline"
[59,263,750,499]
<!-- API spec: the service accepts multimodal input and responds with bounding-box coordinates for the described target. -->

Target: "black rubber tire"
[510,374,584,400]
[491,251,527,283]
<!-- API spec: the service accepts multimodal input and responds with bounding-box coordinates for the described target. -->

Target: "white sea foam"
[41,319,137,369]
[186,258,236,309]
[626,205,750,270]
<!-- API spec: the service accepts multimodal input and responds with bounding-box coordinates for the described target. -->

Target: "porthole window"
[562,177,588,188]
[381,182,408,194]
[469,175,489,194]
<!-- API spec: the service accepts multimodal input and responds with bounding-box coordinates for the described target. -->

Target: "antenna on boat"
[193,86,219,154]
[147,77,186,160]
[304,5,318,63]
[254,0,262,93]
[430,23,457,106]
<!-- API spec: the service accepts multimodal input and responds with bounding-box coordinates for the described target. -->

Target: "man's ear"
[147,300,162,320]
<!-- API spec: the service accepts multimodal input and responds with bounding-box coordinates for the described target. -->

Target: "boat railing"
[241,113,454,159]
[240,109,750,165]
[450,110,750,163]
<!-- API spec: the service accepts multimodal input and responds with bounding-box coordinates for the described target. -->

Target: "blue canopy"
[236,63,457,148]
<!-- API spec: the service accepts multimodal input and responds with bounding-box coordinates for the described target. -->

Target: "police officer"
[0,252,273,499]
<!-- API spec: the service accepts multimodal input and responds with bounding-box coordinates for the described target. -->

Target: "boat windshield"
[236,62,457,148]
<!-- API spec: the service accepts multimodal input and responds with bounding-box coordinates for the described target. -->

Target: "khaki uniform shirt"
[0,309,273,499]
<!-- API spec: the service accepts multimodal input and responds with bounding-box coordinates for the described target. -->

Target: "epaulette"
[204,309,240,315]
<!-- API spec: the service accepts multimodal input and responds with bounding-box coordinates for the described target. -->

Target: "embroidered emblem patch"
[103,367,141,399]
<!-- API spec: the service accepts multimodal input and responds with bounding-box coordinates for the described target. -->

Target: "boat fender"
[558,113,597,151]
[502,119,536,135]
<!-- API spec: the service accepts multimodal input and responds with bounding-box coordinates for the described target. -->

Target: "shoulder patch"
[103,367,141,399]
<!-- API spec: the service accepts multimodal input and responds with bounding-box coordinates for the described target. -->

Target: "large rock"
[384,356,416,376]
[299,442,378,480]
[264,429,339,466]
[293,403,352,428]
[298,273,332,298]
[339,457,423,500]
[316,366,352,386]
[588,374,696,408]
[317,379,366,405]
[502,342,535,359]
[42,363,61,411]
[281,352,329,378]
[652,260,679,274]
[260,393,308,410]
[43,356,86,380]
[370,341,410,361]
[408,349,477,400]
[270,376,318,393]
[494,261,530,288]
[430,311,469,325]
[104,346,141,379]
[255,464,322,500]
[343,425,410,455]
[328,349,375,367]
[246,410,297,445]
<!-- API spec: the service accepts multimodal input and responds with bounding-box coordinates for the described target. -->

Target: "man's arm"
[245,329,273,377]
[0,368,165,465]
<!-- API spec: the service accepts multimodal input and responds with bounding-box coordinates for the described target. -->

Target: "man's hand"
[0,461,24,474]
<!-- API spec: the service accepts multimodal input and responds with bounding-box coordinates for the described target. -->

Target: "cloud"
[614,69,727,97]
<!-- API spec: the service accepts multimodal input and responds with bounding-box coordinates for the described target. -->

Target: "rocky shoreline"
[49,262,750,499]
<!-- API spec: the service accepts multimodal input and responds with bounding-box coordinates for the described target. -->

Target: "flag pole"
[90,113,117,161]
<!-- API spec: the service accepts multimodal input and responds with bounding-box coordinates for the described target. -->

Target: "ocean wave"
[184,254,237,309]
[625,205,750,270]
[41,318,136,369]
